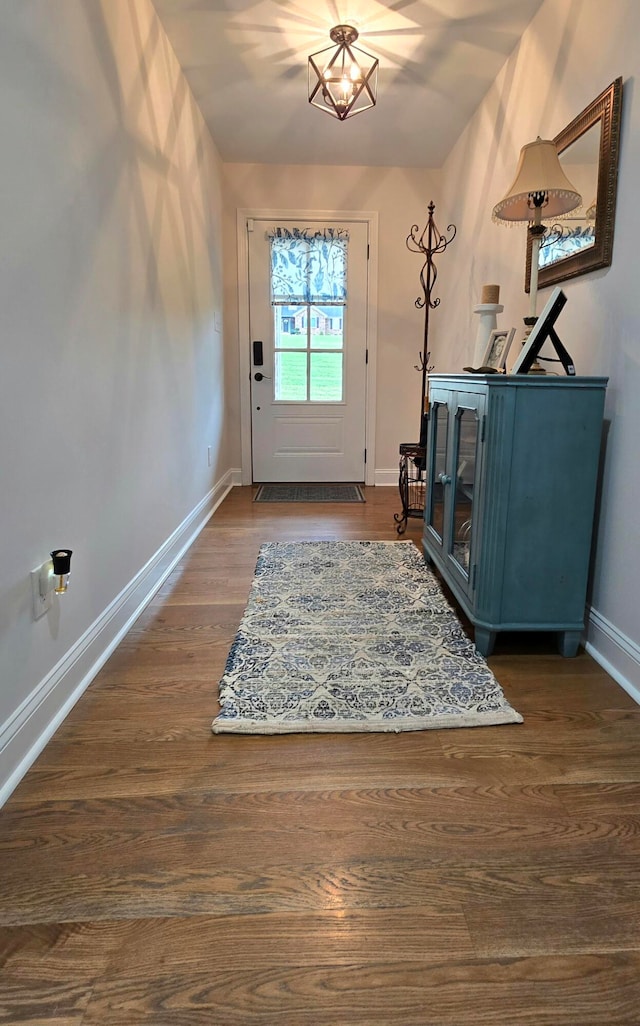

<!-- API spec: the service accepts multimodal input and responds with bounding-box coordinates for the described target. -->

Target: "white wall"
[0,0,231,798]
[222,164,442,478]
[433,0,640,695]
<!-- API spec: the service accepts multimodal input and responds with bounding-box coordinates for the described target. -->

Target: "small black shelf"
[394,443,426,534]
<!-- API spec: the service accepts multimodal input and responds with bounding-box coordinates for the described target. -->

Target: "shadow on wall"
[0,0,226,719]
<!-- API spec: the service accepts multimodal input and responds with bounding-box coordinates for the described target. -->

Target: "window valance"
[267,227,349,305]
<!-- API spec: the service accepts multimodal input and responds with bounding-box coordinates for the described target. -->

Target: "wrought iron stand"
[395,202,456,534]
[394,443,427,533]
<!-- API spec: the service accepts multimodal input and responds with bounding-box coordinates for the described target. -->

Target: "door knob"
[439,473,452,485]
[254,372,271,381]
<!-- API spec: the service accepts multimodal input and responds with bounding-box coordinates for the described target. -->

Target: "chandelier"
[308,25,378,121]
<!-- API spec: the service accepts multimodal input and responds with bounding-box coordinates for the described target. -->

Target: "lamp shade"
[492,137,581,223]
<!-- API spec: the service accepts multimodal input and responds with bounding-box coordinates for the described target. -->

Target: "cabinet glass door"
[450,406,480,576]
[427,401,449,544]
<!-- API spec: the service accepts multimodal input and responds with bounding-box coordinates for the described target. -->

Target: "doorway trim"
[236,208,378,486]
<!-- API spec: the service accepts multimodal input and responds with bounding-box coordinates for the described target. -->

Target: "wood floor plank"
[439,717,640,758]
[0,921,127,976]
[557,781,640,816]
[91,644,225,680]
[5,853,640,926]
[1,487,639,1024]
[81,955,640,1026]
[0,782,570,837]
[103,908,474,973]
[464,893,640,956]
[4,806,639,885]
[16,750,577,799]
[0,976,93,1025]
[127,602,245,635]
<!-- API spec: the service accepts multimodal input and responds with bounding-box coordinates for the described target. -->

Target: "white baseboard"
[585,606,640,706]
[374,469,398,486]
[0,471,235,807]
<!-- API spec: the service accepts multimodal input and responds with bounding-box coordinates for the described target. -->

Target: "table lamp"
[492,137,581,336]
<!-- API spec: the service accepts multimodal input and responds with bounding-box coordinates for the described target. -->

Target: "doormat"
[254,484,365,503]
[212,540,523,734]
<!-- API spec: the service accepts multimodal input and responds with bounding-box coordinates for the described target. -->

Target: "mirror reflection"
[539,122,601,271]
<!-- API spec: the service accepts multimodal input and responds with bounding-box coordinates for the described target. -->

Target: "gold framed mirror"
[526,78,623,292]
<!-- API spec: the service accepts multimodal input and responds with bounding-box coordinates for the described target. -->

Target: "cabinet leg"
[558,630,581,657]
[474,628,496,657]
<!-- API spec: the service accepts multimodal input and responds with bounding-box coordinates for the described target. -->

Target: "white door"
[248,219,369,482]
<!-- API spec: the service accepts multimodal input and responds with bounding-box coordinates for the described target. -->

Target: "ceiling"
[152,0,545,168]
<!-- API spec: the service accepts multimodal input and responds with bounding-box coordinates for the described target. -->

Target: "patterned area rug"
[254,484,365,503]
[212,541,522,734]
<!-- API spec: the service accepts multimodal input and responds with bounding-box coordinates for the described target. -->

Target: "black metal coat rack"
[406,201,456,444]
[394,202,456,534]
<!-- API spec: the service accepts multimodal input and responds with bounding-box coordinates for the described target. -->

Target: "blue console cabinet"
[422,374,607,656]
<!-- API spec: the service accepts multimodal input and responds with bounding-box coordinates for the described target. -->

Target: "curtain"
[267,227,349,305]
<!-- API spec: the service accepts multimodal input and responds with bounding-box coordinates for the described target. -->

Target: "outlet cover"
[31,565,52,619]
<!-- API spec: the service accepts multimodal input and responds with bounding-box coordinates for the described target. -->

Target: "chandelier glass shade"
[308,25,378,121]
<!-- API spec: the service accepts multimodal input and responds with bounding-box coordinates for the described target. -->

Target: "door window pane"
[269,229,349,404]
[275,306,306,349]
[275,351,307,401]
[310,308,344,349]
[273,303,345,403]
[310,352,343,402]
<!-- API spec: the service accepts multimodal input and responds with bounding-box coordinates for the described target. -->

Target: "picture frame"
[482,327,516,371]
[511,287,575,375]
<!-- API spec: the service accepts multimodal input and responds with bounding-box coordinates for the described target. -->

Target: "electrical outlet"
[31,562,53,619]
[207,446,212,467]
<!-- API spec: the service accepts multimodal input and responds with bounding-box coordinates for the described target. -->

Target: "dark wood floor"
[2,486,640,1025]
